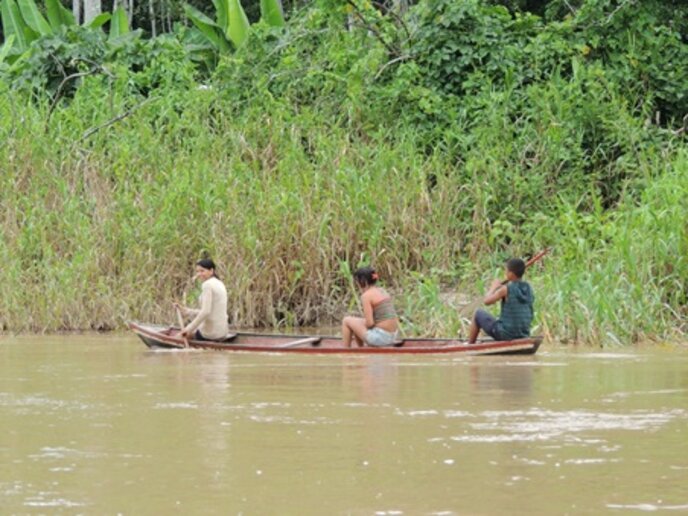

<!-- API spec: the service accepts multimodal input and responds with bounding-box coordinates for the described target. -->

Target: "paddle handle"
[176,305,189,348]
[278,337,322,348]
[500,248,550,285]
[525,248,550,268]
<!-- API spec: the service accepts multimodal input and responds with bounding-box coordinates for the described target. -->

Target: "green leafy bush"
[5,25,195,99]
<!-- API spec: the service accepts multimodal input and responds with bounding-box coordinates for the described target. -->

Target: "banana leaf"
[7,44,30,73]
[23,24,39,45]
[45,0,74,30]
[211,0,227,34]
[182,28,218,69]
[1,0,29,51]
[87,12,111,30]
[184,4,230,52]
[0,33,15,63]
[260,0,284,28]
[17,0,52,35]
[107,28,142,48]
[227,0,249,48]
[109,5,129,39]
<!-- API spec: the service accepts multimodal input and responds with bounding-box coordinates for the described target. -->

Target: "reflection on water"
[1,335,687,513]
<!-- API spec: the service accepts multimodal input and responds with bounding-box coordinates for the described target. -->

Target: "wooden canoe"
[128,321,542,355]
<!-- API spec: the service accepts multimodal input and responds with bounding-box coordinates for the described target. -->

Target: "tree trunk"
[83,0,102,24]
[160,0,168,33]
[148,0,156,37]
[72,0,82,24]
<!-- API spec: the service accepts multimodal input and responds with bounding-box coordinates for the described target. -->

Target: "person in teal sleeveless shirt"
[466,258,534,344]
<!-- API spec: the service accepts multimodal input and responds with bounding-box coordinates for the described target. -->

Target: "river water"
[1,334,687,514]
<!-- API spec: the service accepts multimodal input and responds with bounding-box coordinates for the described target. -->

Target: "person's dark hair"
[506,258,526,278]
[197,258,219,279]
[353,266,379,288]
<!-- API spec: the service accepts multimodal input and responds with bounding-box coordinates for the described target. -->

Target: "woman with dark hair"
[174,259,229,341]
[341,266,399,347]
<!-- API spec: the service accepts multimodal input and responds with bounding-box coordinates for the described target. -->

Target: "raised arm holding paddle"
[465,250,549,344]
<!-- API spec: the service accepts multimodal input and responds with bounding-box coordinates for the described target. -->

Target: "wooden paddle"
[502,248,550,285]
[175,305,190,348]
[278,337,322,348]
[458,248,550,316]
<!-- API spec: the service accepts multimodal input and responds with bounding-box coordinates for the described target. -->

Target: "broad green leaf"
[180,27,217,68]
[211,0,227,33]
[7,44,30,72]
[107,28,142,46]
[17,0,52,35]
[183,26,212,45]
[46,0,75,29]
[109,5,129,39]
[184,4,230,52]
[227,0,250,48]
[184,4,217,27]
[0,33,15,62]
[1,0,29,50]
[23,24,39,43]
[260,0,284,27]
[87,12,111,29]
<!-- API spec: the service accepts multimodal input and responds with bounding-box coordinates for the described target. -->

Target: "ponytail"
[353,266,378,288]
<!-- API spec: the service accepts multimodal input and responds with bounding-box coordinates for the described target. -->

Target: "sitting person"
[174,258,229,341]
[342,266,399,347]
[467,257,534,344]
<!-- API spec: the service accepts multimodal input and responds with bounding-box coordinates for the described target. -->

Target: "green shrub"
[5,25,195,99]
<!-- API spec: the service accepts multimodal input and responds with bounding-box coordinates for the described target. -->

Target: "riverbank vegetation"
[1,0,686,344]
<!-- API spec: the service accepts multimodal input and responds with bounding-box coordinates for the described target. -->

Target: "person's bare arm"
[362,293,375,328]
[484,280,507,306]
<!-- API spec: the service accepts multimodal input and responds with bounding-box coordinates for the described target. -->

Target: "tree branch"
[374,54,412,80]
[45,68,100,132]
[74,96,157,146]
[371,0,411,42]
[346,0,399,57]
[45,58,115,132]
[672,114,688,136]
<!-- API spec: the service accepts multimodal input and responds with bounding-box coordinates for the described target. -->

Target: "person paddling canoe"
[342,266,400,347]
[174,258,229,342]
[467,258,534,344]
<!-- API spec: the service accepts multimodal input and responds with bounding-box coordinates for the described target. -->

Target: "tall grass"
[0,78,463,332]
[0,64,685,344]
[537,149,688,344]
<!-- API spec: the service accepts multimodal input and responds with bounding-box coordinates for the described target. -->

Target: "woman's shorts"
[365,327,397,347]
[474,309,501,340]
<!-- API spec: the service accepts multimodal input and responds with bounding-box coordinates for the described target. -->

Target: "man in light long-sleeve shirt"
[175,259,229,341]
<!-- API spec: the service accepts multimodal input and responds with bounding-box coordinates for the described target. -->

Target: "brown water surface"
[1,335,687,514]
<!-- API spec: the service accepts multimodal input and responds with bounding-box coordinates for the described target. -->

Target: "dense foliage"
[0,0,686,344]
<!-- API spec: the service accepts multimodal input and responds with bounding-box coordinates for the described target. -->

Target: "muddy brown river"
[1,334,687,513]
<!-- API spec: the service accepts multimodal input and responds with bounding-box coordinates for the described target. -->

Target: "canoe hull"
[128,322,542,356]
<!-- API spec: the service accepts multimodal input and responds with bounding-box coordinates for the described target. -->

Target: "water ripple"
[607,503,688,511]
[430,408,686,443]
